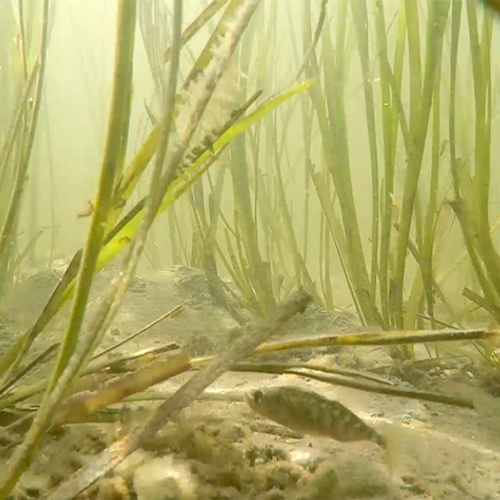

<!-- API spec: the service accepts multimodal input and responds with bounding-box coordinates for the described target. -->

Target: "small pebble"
[134,456,197,500]
[96,476,129,500]
[310,456,394,499]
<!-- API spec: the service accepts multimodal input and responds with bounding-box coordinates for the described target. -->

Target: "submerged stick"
[0,350,188,435]
[86,342,181,374]
[249,328,500,352]
[233,361,394,386]
[190,328,500,369]
[285,368,475,409]
[232,363,474,409]
[46,290,312,500]
[51,351,191,427]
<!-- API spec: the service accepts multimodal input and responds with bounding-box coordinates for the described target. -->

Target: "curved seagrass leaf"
[94,82,312,275]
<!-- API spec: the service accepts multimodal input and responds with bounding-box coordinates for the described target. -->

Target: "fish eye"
[253,390,263,404]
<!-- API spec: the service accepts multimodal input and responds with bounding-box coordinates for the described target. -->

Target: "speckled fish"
[246,386,386,448]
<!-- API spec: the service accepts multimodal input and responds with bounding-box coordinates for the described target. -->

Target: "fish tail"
[375,432,387,448]
[379,425,403,478]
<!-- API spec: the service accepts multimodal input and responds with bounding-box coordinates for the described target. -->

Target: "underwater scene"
[1,0,500,498]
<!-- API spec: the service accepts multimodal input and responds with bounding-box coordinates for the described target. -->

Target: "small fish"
[246,385,386,448]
